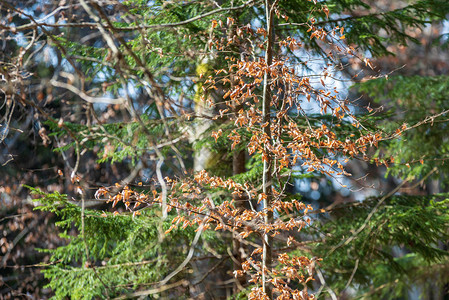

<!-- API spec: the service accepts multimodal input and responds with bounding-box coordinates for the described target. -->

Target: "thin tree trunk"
[262,0,276,298]
[232,148,246,293]
[226,9,249,293]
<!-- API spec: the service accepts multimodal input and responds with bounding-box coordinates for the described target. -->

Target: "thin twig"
[316,268,338,300]
[341,258,359,295]
[50,80,125,104]
[160,217,207,286]
[193,257,227,285]
[113,218,207,299]
[328,167,438,255]
[113,280,188,299]
[1,218,39,267]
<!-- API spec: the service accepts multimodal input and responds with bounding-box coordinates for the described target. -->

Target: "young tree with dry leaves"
[2,0,449,299]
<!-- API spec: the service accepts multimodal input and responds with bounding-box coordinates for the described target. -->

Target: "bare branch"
[50,80,125,104]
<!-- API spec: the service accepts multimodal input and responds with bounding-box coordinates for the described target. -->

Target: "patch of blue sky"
[42,46,59,66]
[439,20,449,44]
[292,149,381,204]
[280,50,352,116]
[10,31,29,48]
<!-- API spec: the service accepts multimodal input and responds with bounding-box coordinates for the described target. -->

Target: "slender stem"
[233,148,247,292]
[262,0,276,298]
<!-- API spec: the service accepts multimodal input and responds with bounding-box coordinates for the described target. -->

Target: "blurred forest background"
[1,0,449,299]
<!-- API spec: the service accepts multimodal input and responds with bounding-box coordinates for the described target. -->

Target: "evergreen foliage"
[29,186,215,299]
[309,193,449,298]
[357,75,449,183]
